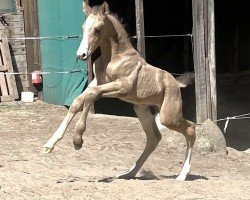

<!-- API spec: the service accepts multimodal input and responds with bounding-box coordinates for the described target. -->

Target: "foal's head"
[77,1,110,60]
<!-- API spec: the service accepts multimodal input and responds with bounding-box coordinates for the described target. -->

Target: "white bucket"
[21,92,34,103]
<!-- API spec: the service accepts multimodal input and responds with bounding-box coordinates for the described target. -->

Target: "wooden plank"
[207,0,217,122]
[3,15,24,22]
[16,0,22,7]
[1,39,18,99]
[0,95,16,102]
[11,47,26,55]
[0,65,5,71]
[0,42,6,70]
[11,55,27,62]
[135,0,146,59]
[0,74,8,96]
[0,42,5,68]
[203,0,212,120]
[192,0,208,123]
[6,27,25,35]
[22,0,41,77]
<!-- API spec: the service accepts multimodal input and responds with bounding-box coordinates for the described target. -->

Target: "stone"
[195,119,227,155]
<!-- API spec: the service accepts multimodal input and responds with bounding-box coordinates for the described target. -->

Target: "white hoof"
[176,174,187,181]
[42,146,53,154]
[116,173,135,180]
[116,164,137,179]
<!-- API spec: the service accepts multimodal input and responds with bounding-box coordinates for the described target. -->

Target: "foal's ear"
[83,1,92,15]
[101,1,110,15]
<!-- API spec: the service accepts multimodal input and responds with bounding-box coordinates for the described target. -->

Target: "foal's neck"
[105,15,133,56]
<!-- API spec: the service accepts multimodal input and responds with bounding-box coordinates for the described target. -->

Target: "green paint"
[38,0,87,106]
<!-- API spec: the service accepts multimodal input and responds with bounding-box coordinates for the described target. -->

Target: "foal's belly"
[119,66,166,106]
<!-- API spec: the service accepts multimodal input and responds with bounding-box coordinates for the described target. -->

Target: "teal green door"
[38,0,87,106]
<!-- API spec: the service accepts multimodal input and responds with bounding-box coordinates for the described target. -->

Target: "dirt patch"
[0,101,249,199]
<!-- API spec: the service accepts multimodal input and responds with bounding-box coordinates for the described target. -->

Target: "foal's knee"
[69,97,84,114]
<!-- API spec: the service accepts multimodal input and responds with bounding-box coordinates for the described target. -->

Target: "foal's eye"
[94,28,101,36]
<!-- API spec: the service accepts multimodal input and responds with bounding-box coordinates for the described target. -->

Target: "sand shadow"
[96,177,116,183]
[161,174,208,181]
[95,171,207,183]
[136,170,160,180]
[96,170,161,183]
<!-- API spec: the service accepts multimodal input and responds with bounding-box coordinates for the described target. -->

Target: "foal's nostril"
[77,53,87,60]
[81,53,86,58]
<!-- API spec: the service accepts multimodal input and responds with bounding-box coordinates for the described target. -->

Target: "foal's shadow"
[161,174,208,181]
[97,172,208,183]
[96,170,160,183]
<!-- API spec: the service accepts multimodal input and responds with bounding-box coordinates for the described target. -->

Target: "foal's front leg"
[73,80,129,149]
[42,79,97,153]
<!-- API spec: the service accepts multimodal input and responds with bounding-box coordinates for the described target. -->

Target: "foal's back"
[107,48,181,106]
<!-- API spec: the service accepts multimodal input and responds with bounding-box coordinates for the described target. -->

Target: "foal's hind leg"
[171,120,195,181]
[175,120,195,181]
[117,105,162,179]
[160,112,195,181]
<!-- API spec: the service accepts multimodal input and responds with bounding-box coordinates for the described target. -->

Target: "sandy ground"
[0,101,250,200]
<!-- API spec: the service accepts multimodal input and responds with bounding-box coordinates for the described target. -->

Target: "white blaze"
[76,16,95,58]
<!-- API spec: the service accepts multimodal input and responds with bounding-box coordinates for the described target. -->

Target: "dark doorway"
[215,0,250,151]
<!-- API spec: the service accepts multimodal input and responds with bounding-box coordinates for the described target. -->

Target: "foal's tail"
[175,72,195,88]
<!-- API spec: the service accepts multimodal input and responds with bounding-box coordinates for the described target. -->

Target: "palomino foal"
[43,2,196,181]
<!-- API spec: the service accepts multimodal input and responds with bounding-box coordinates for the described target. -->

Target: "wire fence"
[1,34,249,133]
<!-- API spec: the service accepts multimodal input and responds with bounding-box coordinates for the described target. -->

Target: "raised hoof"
[73,137,83,150]
[42,147,53,154]
[73,140,83,150]
[74,144,83,150]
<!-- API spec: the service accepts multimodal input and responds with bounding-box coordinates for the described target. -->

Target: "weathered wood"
[203,0,212,120]
[0,2,28,91]
[0,39,19,100]
[11,54,27,62]
[22,0,40,75]
[11,47,26,55]
[0,94,16,102]
[207,0,217,121]
[0,42,9,97]
[0,74,8,97]
[0,42,6,70]
[0,65,6,71]
[135,0,146,59]
[192,0,208,123]
[3,14,24,22]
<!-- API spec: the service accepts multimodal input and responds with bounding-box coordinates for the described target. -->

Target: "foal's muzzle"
[77,53,88,61]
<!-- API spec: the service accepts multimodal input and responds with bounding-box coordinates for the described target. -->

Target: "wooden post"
[192,0,217,123]
[192,0,208,123]
[207,0,217,122]
[22,0,41,81]
[135,0,146,59]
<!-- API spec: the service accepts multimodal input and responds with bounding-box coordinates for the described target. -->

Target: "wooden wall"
[0,0,29,93]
